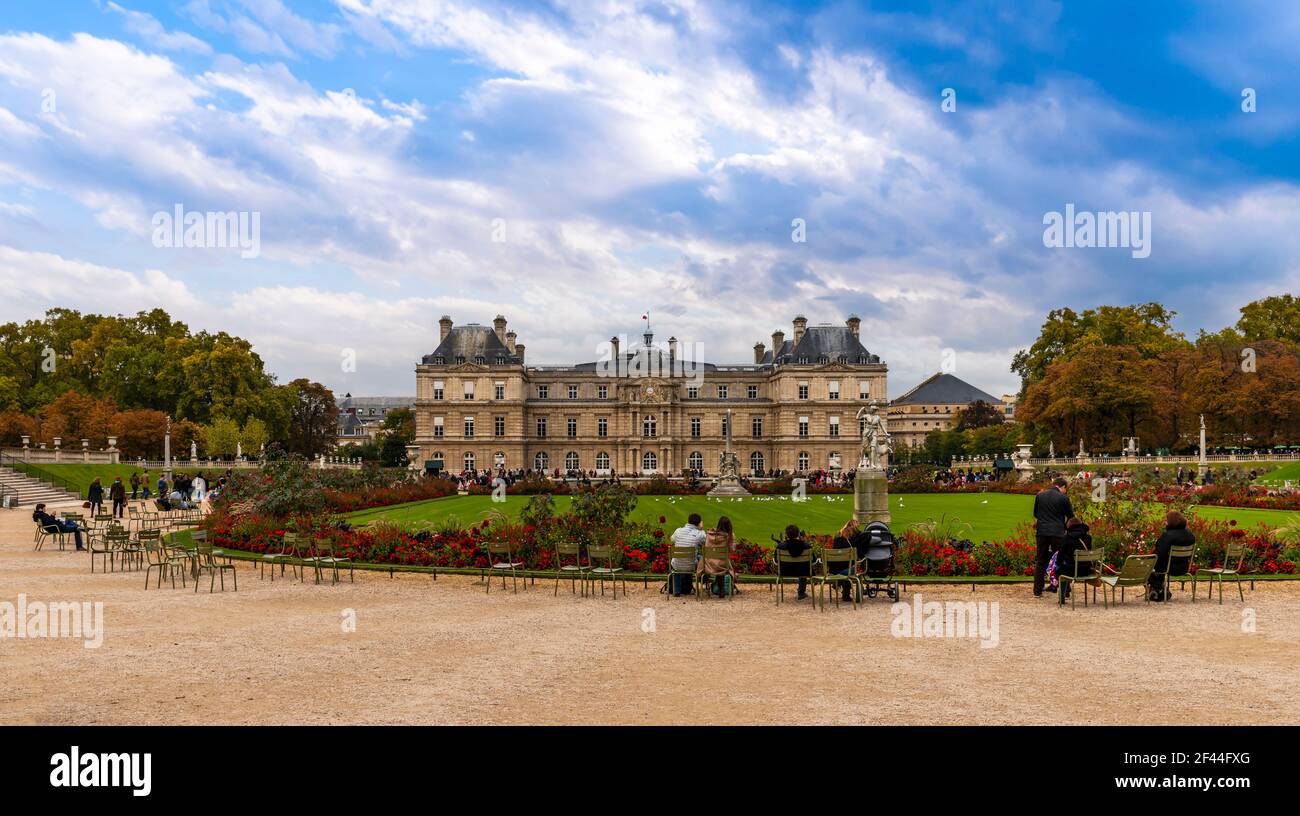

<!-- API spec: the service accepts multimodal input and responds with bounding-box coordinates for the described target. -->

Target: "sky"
[1,0,1298,400]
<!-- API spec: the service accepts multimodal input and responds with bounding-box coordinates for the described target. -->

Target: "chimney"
[754,342,765,364]
[792,315,808,345]
[771,329,785,356]
[846,315,860,339]
[505,330,517,353]
[439,315,453,342]
[668,336,678,364]
[493,314,507,344]
[514,343,525,365]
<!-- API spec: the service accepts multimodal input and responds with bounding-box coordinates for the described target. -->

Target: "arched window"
[797,451,809,471]
[463,452,475,471]
[534,451,549,471]
[642,451,658,473]
[750,451,764,476]
[565,451,579,471]
[642,415,657,438]
[688,451,703,472]
[595,452,610,471]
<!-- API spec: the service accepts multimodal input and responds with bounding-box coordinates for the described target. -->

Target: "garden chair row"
[1058,541,1248,609]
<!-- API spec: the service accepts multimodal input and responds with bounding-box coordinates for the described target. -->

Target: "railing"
[950,452,1300,468]
[0,451,82,497]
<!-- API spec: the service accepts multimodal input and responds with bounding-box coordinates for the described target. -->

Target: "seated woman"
[1149,511,1195,602]
[698,516,738,597]
[776,523,813,600]
[1056,517,1095,599]
[829,519,860,602]
[32,503,86,550]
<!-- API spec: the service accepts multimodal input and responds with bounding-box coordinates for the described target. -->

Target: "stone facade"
[886,372,1006,450]
[413,315,887,477]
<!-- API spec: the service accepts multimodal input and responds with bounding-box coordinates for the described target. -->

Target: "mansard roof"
[421,324,521,365]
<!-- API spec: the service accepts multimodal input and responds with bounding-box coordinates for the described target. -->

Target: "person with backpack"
[109,476,127,518]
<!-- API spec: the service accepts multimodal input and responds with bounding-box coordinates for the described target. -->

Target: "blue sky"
[1,0,1297,399]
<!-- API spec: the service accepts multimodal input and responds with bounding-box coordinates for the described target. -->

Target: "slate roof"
[421,324,521,365]
[890,373,1002,406]
[762,325,880,365]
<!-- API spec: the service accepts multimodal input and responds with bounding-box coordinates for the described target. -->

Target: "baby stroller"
[855,521,899,601]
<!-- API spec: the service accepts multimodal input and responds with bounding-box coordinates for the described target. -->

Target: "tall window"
[565,451,579,470]
[717,384,729,399]
[859,381,870,400]
[536,417,547,437]
[568,385,578,399]
[567,417,578,438]
[751,416,763,438]
[721,415,730,437]
[537,385,549,399]
[597,417,608,438]
[798,416,809,439]
[433,380,444,400]
[494,382,505,400]
[493,416,505,437]
[750,451,764,476]
[828,381,840,400]
[829,416,840,438]
[595,452,610,471]
[463,452,475,471]
[463,381,475,400]
[642,415,657,438]
[688,451,703,472]
[534,452,549,471]
[798,382,809,400]
[747,385,758,399]
[463,417,475,438]
[690,417,701,438]
[597,384,608,399]
[642,451,658,472]
[433,416,444,438]
[687,386,699,399]
[798,451,809,471]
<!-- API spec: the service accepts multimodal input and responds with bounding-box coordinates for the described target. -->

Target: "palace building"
[412,314,887,477]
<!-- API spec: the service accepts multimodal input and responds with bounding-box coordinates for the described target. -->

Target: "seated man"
[169,490,192,510]
[777,524,814,600]
[668,513,706,596]
[32,503,85,550]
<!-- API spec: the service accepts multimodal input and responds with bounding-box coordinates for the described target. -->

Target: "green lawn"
[346,491,1300,545]
[1258,461,1300,484]
[347,492,1035,543]
[9,463,213,498]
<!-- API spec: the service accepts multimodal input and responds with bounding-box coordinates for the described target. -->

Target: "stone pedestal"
[707,476,751,497]
[853,467,890,525]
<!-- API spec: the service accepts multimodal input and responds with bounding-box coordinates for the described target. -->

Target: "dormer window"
[474,355,486,365]
[455,355,465,364]
[434,356,445,364]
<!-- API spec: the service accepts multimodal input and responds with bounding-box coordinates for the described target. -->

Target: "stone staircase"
[0,465,82,508]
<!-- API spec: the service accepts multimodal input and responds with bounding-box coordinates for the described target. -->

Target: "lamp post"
[164,414,172,481]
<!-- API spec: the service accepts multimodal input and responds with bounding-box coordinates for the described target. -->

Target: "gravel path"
[2,507,1296,724]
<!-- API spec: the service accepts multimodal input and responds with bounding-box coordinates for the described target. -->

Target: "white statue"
[855,399,893,470]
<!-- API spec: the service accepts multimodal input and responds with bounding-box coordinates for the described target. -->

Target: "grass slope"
[9,463,211,499]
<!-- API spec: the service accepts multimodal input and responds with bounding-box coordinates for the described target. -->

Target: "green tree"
[202,417,241,458]
[1236,294,1300,345]
[239,417,269,454]
[286,379,338,458]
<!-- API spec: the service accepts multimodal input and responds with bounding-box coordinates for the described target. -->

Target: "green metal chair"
[665,545,697,596]
[814,546,860,610]
[142,533,184,589]
[1098,554,1156,608]
[1150,543,1196,602]
[312,538,354,585]
[1195,541,1247,604]
[1059,546,1103,609]
[261,532,302,582]
[553,542,589,596]
[485,540,526,593]
[91,530,128,573]
[773,547,813,606]
[34,520,67,551]
[585,544,625,598]
[697,544,735,600]
[194,540,237,593]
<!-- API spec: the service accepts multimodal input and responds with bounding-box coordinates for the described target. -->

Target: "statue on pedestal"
[855,400,893,471]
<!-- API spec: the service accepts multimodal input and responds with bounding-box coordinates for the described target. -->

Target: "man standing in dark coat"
[1032,477,1074,597]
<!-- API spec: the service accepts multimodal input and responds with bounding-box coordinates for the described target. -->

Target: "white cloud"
[104,2,215,55]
